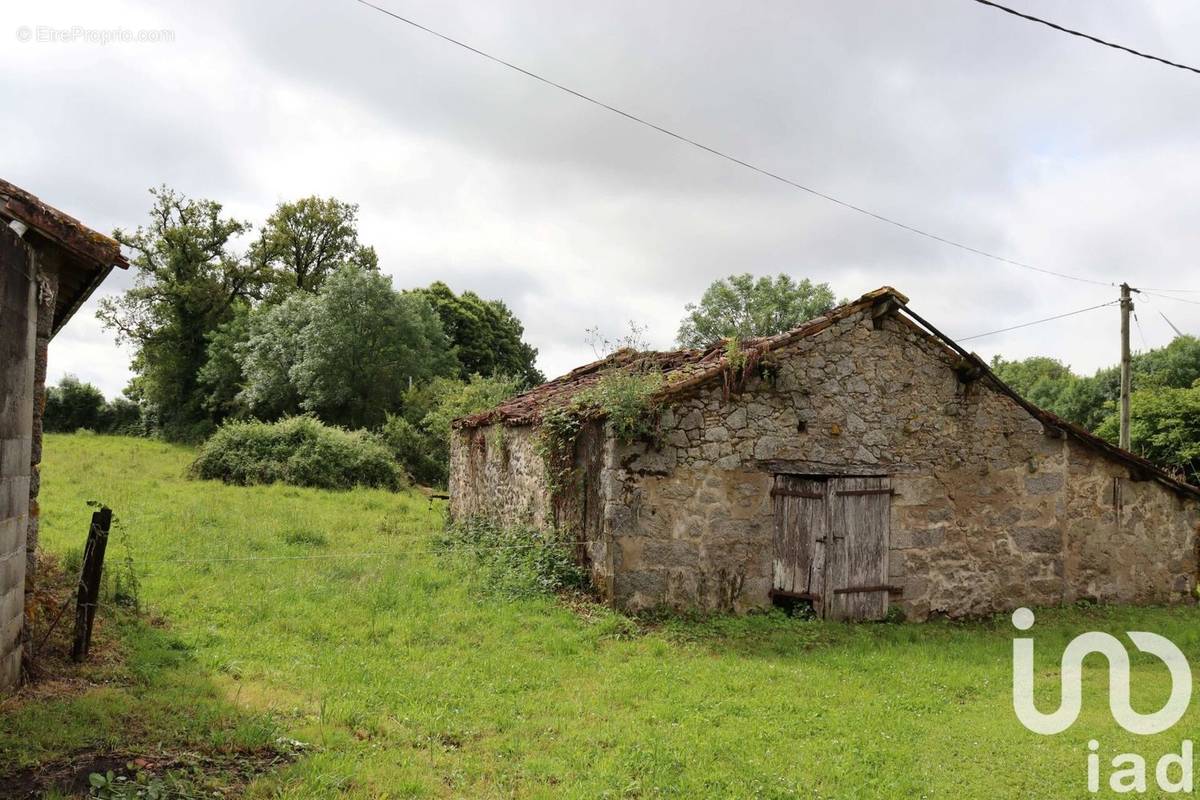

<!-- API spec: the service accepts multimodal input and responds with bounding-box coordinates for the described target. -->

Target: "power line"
[130,539,599,567]
[351,0,1116,288]
[1142,290,1200,307]
[969,0,1200,76]
[1134,310,1149,352]
[958,300,1119,342]
[1139,286,1200,295]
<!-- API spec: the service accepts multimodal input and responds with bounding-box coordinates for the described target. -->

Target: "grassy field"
[4,433,1200,797]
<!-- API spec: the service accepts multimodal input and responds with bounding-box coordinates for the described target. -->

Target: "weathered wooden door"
[772,475,891,621]
[771,476,828,615]
[825,476,891,621]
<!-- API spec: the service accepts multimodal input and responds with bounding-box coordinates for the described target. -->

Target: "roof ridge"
[455,287,902,430]
[454,286,1198,498]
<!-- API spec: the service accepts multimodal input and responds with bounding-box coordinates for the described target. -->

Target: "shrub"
[98,397,144,436]
[438,516,587,598]
[380,415,444,487]
[191,416,405,491]
[384,374,523,488]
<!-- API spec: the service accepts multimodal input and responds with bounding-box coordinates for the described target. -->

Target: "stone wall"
[609,308,1199,618]
[27,261,57,594]
[0,226,36,690]
[449,424,551,527]
[449,420,617,594]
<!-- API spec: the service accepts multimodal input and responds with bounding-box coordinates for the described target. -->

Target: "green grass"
[6,433,1200,797]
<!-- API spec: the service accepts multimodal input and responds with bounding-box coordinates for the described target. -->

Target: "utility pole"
[1119,283,1137,451]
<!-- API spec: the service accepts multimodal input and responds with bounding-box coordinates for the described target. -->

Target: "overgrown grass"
[438,516,587,598]
[7,434,1200,797]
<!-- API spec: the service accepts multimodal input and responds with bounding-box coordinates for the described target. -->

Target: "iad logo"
[1011,607,1191,735]
[1012,607,1196,793]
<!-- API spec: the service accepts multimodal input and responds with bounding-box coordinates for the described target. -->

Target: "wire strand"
[130,539,600,567]
[351,0,1116,288]
[969,0,1200,76]
[1142,290,1200,308]
[957,300,1119,342]
[1134,310,1149,352]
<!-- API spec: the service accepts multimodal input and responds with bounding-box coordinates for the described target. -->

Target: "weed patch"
[438,516,587,598]
[535,369,664,497]
[0,740,306,799]
[280,527,328,547]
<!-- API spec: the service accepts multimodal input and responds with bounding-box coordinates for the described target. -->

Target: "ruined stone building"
[0,180,127,689]
[450,288,1200,621]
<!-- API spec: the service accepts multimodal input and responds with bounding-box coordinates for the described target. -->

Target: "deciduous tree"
[98,187,268,439]
[238,267,455,429]
[676,274,836,348]
[416,281,543,385]
[251,196,377,294]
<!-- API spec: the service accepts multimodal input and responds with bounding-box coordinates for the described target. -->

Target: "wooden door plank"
[828,476,890,621]
[771,475,827,608]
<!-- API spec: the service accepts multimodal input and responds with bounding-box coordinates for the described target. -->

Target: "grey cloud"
[1,0,1197,396]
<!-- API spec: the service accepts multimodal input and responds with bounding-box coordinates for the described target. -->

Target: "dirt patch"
[17,555,126,687]
[2,556,306,798]
[0,742,307,799]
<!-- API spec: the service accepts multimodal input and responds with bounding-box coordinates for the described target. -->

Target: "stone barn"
[0,180,128,689]
[450,287,1200,621]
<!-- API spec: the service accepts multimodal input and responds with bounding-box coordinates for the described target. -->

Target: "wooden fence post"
[71,506,112,662]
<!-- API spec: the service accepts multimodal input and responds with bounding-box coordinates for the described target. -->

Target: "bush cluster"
[438,516,587,598]
[191,416,405,491]
[381,374,523,488]
[379,415,444,487]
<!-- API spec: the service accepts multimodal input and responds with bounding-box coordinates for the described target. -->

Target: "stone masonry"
[451,292,1200,620]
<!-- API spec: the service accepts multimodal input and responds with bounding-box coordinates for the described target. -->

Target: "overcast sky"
[3,0,1199,398]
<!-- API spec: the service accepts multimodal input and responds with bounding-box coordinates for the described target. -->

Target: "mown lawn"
[4,433,1200,798]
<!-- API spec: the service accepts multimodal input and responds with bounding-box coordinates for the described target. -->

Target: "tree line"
[40,187,542,485]
[991,337,1200,483]
[50,209,1199,488]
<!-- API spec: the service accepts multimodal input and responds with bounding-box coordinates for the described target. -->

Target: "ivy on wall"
[534,370,665,499]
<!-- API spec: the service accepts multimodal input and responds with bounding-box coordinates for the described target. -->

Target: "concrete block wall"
[0,226,36,690]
